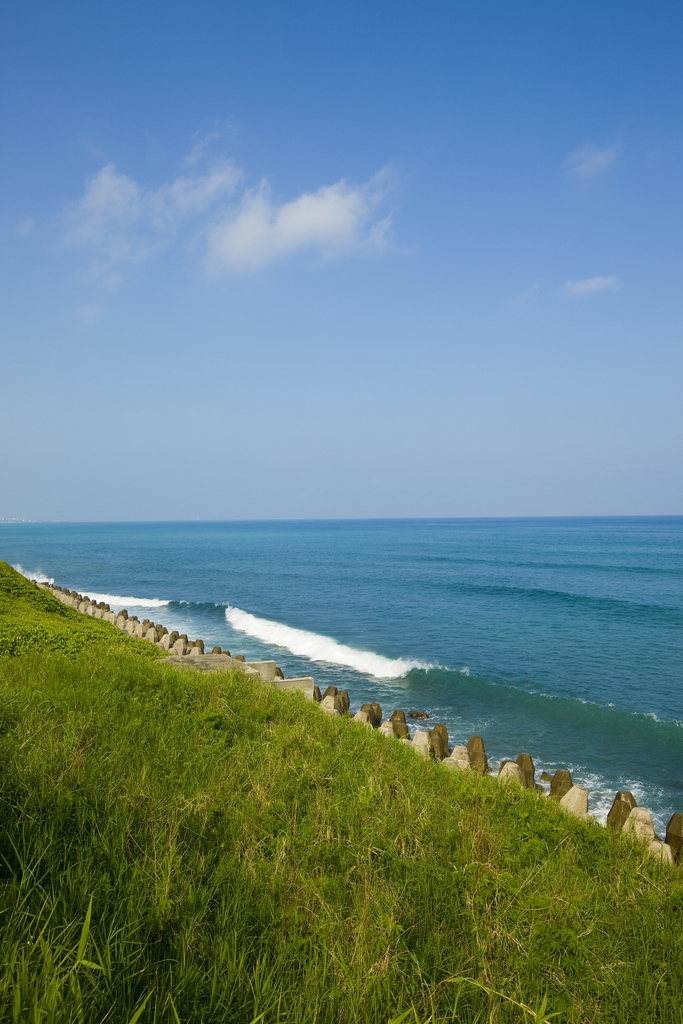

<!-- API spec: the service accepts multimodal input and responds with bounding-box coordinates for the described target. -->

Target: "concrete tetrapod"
[389,711,409,737]
[466,735,489,772]
[353,709,374,729]
[549,770,573,801]
[559,785,589,819]
[665,812,683,863]
[412,730,434,758]
[623,807,656,845]
[498,761,524,786]
[379,720,402,739]
[442,745,471,771]
[429,724,449,760]
[516,753,535,790]
[647,841,674,865]
[321,694,347,714]
[359,703,382,728]
[607,791,638,831]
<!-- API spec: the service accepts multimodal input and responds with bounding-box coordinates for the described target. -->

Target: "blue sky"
[1,1,681,519]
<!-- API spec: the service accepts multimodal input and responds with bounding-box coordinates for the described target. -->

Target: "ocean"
[3,517,681,835]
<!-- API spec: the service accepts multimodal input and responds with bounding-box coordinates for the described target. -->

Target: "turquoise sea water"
[3,517,681,834]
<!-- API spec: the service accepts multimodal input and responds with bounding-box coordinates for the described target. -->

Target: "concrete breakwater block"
[388,712,410,738]
[353,709,374,728]
[648,840,674,864]
[358,703,382,728]
[271,676,316,697]
[549,770,573,801]
[665,812,683,863]
[607,791,637,831]
[246,661,277,681]
[466,735,489,772]
[429,723,449,759]
[516,753,535,790]
[498,761,524,785]
[623,807,656,844]
[378,720,401,738]
[378,715,409,739]
[443,745,471,771]
[412,730,433,758]
[321,692,349,714]
[560,785,589,818]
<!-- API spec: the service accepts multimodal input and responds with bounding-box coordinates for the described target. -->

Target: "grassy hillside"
[0,565,681,1023]
[0,561,162,658]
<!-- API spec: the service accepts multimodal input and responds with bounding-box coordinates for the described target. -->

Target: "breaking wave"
[225,605,434,679]
[79,592,171,609]
[12,564,54,585]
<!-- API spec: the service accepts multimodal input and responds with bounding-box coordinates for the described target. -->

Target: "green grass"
[0,561,162,659]
[0,563,681,1023]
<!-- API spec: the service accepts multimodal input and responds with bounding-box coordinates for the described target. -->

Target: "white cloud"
[564,276,621,295]
[61,151,397,280]
[62,157,241,272]
[204,168,395,274]
[563,142,620,179]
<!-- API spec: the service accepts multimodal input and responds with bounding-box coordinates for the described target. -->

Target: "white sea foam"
[84,592,171,610]
[12,564,54,585]
[225,605,434,679]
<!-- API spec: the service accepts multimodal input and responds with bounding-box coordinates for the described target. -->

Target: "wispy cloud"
[61,157,242,276]
[563,142,620,179]
[78,303,102,325]
[564,275,621,296]
[204,168,395,274]
[60,148,397,281]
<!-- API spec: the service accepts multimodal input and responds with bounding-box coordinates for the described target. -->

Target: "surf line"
[225,605,434,680]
